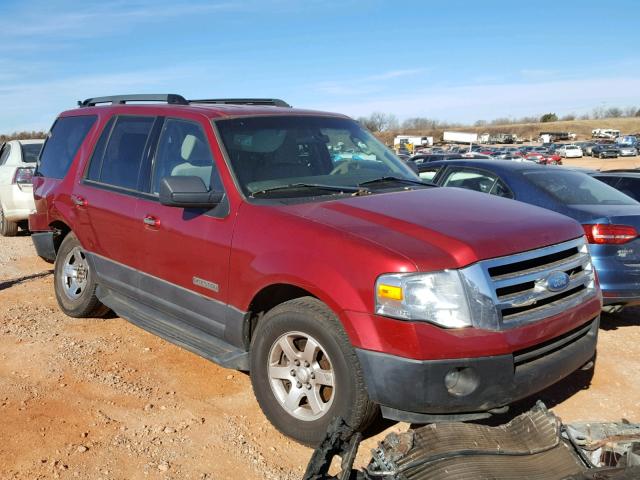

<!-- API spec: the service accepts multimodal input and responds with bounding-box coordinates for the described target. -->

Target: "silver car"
[619,146,638,157]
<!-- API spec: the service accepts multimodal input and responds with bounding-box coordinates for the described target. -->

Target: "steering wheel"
[330,160,359,175]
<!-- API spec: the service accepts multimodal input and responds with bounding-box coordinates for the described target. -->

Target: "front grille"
[480,237,597,328]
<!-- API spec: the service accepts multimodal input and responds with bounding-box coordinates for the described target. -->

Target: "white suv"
[0,139,44,236]
[557,144,583,159]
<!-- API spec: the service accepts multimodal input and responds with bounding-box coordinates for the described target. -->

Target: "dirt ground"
[1,156,639,479]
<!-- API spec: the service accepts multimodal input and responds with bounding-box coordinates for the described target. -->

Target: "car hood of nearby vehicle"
[282,187,584,271]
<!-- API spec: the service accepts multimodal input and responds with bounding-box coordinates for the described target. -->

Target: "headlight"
[375,271,472,328]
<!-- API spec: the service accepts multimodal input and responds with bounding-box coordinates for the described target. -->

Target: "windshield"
[525,170,637,205]
[20,142,43,163]
[215,116,419,198]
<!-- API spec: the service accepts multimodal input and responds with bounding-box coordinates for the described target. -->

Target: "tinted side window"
[86,117,116,181]
[418,167,441,182]
[593,176,619,188]
[0,144,11,165]
[99,116,155,190]
[442,168,513,198]
[614,178,640,201]
[151,118,222,194]
[21,143,43,163]
[38,116,97,179]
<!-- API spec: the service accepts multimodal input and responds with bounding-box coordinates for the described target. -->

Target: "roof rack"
[78,95,291,109]
[189,98,291,108]
[78,94,189,107]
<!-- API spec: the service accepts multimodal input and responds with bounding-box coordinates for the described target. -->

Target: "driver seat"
[254,135,312,181]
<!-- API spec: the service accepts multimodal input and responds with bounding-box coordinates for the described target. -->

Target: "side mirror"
[159,176,224,209]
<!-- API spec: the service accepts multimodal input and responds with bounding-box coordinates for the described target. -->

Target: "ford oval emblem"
[546,271,570,292]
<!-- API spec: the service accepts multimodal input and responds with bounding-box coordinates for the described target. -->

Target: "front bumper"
[0,184,35,221]
[356,317,598,423]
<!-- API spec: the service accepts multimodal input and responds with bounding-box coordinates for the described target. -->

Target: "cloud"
[312,68,428,96]
[309,75,640,122]
[0,1,240,40]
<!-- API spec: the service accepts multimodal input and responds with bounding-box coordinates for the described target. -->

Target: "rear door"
[136,117,236,341]
[75,115,158,297]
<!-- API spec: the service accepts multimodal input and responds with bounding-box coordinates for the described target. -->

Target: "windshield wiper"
[358,176,432,188]
[251,183,365,198]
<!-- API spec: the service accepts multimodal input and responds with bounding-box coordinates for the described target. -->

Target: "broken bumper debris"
[304,402,640,480]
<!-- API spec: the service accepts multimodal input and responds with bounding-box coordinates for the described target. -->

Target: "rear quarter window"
[38,116,97,179]
[526,171,637,205]
[20,143,43,163]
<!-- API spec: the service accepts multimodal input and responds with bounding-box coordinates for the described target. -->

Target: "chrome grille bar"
[462,236,599,330]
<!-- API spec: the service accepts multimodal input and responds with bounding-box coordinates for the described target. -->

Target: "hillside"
[377,117,640,144]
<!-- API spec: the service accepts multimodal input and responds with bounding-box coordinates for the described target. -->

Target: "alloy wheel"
[267,331,335,421]
[60,247,89,300]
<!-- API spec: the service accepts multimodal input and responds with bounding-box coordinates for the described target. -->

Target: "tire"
[249,297,377,446]
[54,233,109,318]
[0,205,18,237]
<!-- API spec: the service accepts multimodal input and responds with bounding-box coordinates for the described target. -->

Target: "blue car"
[420,159,640,311]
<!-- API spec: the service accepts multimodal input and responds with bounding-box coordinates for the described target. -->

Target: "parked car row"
[410,145,563,165]
[575,141,638,159]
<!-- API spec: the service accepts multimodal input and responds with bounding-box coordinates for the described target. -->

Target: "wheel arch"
[244,283,319,349]
[49,220,72,256]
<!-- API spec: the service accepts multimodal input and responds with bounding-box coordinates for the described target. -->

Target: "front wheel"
[250,297,377,446]
[54,233,109,318]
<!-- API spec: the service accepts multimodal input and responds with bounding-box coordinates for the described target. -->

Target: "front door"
[136,117,236,341]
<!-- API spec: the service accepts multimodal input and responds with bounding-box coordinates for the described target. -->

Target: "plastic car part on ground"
[303,402,640,480]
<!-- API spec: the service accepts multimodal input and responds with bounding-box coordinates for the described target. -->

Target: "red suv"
[30,94,602,445]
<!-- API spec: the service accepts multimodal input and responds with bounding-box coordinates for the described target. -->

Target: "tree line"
[357,106,640,132]
[0,131,48,142]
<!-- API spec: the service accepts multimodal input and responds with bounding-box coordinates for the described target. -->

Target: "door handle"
[143,215,160,227]
[71,194,87,207]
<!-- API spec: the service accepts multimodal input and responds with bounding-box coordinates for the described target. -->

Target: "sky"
[1,0,639,133]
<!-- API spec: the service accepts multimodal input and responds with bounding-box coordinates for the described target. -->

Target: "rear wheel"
[54,233,109,318]
[0,206,18,237]
[250,297,377,446]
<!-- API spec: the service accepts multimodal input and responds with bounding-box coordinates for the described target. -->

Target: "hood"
[282,188,584,270]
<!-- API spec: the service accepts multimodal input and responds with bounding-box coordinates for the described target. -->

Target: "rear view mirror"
[159,176,223,209]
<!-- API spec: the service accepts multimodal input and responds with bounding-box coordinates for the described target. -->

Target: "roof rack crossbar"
[188,98,291,108]
[78,94,189,107]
